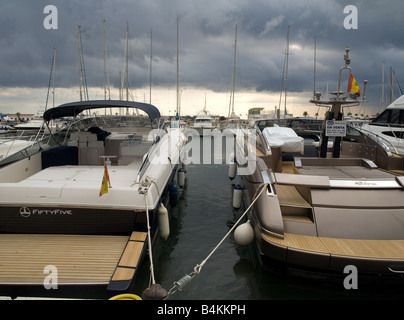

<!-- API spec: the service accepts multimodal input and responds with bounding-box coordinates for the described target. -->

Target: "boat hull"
[0,205,148,235]
[256,229,404,276]
[237,135,404,279]
[241,167,404,278]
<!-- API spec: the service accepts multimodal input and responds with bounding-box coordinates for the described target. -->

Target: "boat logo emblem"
[19,207,73,217]
[20,207,31,218]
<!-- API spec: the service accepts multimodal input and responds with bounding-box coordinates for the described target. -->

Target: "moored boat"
[191,110,217,136]
[0,100,186,294]
[359,94,404,155]
[233,47,404,280]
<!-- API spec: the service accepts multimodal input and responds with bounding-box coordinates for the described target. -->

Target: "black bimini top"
[43,100,161,122]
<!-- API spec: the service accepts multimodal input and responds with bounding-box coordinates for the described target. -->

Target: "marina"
[112,159,404,300]
[1,132,403,300]
[1,2,404,303]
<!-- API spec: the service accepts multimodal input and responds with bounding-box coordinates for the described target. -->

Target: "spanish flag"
[99,162,111,196]
[348,73,361,96]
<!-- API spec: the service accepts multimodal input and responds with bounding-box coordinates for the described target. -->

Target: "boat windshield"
[0,115,162,169]
[370,108,404,127]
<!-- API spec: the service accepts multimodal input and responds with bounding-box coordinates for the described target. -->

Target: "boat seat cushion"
[41,146,78,169]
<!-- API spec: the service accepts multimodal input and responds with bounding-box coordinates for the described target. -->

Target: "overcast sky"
[0,0,403,117]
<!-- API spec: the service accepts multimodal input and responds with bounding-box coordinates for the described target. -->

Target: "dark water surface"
[131,160,403,301]
[1,136,403,301]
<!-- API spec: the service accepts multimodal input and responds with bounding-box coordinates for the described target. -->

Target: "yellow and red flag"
[99,162,111,197]
[347,73,361,96]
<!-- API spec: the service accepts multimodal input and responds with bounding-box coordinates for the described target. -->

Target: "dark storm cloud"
[0,0,403,109]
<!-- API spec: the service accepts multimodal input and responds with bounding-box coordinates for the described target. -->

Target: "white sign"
[325,120,346,137]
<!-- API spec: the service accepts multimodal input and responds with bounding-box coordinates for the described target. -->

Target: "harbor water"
[1,134,403,301]
[130,135,403,300]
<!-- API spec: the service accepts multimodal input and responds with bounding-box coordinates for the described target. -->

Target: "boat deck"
[0,232,147,287]
[263,232,404,260]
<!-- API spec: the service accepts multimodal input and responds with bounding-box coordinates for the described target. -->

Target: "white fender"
[177,168,185,188]
[228,159,237,180]
[158,203,170,241]
[234,220,254,246]
[232,184,243,209]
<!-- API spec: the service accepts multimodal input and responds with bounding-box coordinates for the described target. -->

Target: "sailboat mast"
[149,29,152,105]
[77,25,89,102]
[228,24,237,118]
[390,66,394,104]
[78,25,84,102]
[284,25,290,118]
[53,49,56,108]
[176,18,180,117]
[381,61,385,110]
[45,48,56,110]
[103,20,111,101]
[119,71,122,101]
[313,36,316,99]
[125,22,129,103]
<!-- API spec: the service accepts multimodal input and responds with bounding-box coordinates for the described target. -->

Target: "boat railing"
[0,128,48,159]
[355,125,398,155]
[0,118,77,168]
[135,118,171,183]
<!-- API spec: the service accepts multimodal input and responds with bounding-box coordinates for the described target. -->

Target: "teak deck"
[263,232,404,259]
[0,232,147,288]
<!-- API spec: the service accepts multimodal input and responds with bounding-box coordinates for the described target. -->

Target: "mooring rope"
[165,182,269,299]
[144,193,156,285]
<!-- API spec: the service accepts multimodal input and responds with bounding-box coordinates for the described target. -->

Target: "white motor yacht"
[0,100,186,293]
[233,47,404,281]
[359,95,404,155]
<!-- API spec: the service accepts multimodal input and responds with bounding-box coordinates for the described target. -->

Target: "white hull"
[0,101,186,234]
[358,95,404,155]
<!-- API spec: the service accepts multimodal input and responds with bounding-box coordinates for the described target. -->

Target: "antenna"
[336,45,351,100]
[344,45,350,67]
[363,80,368,101]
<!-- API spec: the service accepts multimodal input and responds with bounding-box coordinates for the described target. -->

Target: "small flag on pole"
[348,73,361,96]
[99,162,111,197]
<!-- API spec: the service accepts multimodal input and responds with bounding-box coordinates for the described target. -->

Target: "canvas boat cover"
[262,126,304,154]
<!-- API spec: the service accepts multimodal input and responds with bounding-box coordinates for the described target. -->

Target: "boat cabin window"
[346,125,362,136]
[371,109,404,126]
[381,131,404,139]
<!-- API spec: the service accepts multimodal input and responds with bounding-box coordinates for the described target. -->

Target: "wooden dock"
[0,232,147,288]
